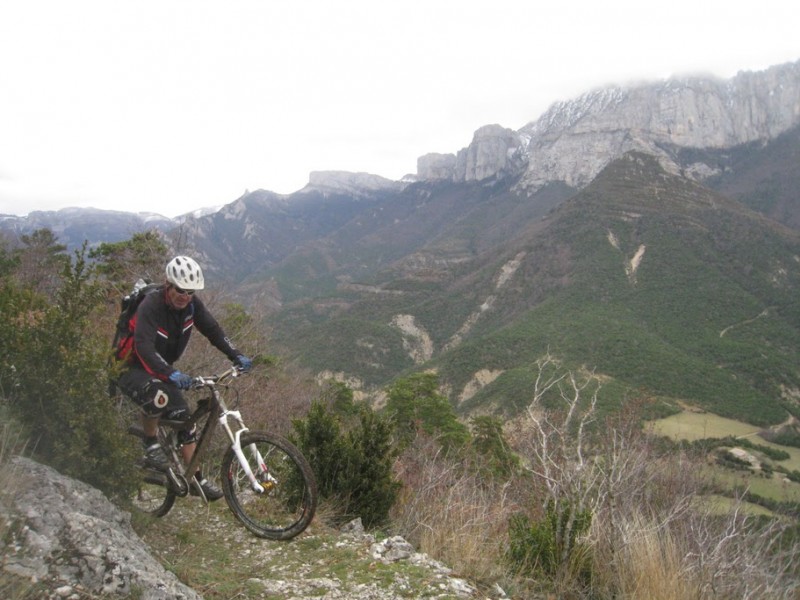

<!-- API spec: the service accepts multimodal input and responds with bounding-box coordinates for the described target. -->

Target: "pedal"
[190,478,207,502]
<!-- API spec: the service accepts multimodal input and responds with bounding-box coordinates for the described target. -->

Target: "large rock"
[417,152,457,181]
[455,124,528,182]
[417,124,528,182]
[1,457,201,599]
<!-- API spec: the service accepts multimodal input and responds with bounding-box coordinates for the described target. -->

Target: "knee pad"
[140,381,173,416]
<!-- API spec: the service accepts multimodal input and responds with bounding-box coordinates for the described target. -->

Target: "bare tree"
[515,352,800,598]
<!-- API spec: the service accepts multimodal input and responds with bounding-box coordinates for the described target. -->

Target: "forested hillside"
[260,153,800,427]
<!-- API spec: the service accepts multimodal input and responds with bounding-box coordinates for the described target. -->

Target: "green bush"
[715,449,753,471]
[507,503,593,580]
[292,400,400,528]
[469,415,519,477]
[0,239,137,499]
[778,469,800,484]
[88,230,168,291]
[763,428,800,448]
[384,372,469,452]
[687,435,791,460]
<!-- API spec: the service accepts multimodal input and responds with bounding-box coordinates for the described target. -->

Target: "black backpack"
[111,279,163,363]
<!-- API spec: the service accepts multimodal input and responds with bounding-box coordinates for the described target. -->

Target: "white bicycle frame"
[195,369,271,494]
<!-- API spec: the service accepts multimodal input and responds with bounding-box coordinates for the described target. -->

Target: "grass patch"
[702,493,783,517]
[649,410,763,441]
[706,466,800,504]
[133,497,466,599]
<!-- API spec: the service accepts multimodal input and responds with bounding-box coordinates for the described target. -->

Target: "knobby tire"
[131,471,175,517]
[220,431,317,540]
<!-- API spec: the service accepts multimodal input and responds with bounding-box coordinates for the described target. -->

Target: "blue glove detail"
[234,355,253,372]
[169,370,193,390]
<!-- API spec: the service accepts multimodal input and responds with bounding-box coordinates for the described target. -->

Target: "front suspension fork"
[223,412,267,494]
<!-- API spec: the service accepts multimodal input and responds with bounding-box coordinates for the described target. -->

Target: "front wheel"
[220,432,317,540]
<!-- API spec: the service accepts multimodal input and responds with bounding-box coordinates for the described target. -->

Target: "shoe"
[191,477,223,502]
[143,443,170,471]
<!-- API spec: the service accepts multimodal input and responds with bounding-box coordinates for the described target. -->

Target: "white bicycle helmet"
[165,256,205,290]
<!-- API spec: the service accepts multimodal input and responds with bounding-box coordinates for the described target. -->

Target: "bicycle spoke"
[122,368,317,538]
[221,432,317,540]
[130,471,175,517]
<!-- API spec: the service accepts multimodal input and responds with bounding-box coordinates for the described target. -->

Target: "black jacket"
[129,288,239,380]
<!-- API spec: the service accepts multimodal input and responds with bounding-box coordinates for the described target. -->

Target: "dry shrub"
[550,425,800,599]
[611,512,699,600]
[597,497,800,600]
[391,433,520,584]
[682,500,799,599]
[585,417,800,598]
[0,421,28,497]
[236,369,319,437]
[179,288,319,438]
[504,353,800,598]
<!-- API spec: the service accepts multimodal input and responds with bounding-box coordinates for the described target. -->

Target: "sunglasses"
[172,286,195,296]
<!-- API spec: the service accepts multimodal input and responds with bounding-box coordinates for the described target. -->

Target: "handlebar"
[190,365,244,389]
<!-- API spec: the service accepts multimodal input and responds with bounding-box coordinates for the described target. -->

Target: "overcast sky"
[1,1,798,218]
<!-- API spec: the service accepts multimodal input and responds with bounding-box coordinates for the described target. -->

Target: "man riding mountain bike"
[117,255,252,501]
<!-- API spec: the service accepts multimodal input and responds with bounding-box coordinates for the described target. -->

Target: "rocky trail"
[1,457,489,600]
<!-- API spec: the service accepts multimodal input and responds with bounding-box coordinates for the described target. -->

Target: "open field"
[709,467,800,503]
[649,410,800,503]
[703,493,777,517]
[649,410,762,440]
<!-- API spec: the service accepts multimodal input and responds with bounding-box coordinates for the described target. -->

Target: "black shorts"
[117,367,189,418]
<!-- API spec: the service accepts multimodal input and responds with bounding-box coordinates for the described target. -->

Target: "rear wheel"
[131,470,175,517]
[220,432,317,540]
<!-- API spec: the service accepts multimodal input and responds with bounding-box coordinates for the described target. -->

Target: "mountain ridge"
[6,60,799,254]
[3,60,800,425]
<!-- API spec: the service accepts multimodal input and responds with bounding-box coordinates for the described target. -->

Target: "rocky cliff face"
[417,60,800,192]
[517,60,800,193]
[302,171,405,196]
[418,124,527,182]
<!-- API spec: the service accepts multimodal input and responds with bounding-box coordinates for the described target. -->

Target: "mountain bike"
[127,365,317,541]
